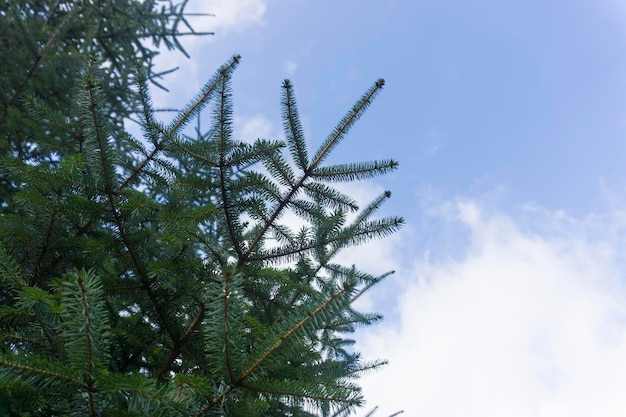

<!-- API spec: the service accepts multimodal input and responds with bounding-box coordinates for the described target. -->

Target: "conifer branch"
[86,57,116,195]
[242,174,308,261]
[119,125,171,190]
[42,168,106,194]
[119,66,162,189]
[108,171,182,350]
[264,151,297,187]
[247,217,403,263]
[321,191,392,264]
[76,275,95,391]
[223,273,236,383]
[302,183,359,212]
[0,245,26,289]
[112,210,180,345]
[242,381,361,404]
[314,191,400,266]
[350,270,395,304]
[243,80,387,261]
[0,1,81,129]
[95,30,215,41]
[225,139,285,168]
[35,309,60,355]
[217,69,244,260]
[240,282,352,381]
[282,80,309,170]
[0,331,44,349]
[155,303,205,379]
[172,132,220,166]
[31,194,59,286]
[169,55,240,134]
[0,357,83,386]
[354,191,392,224]
[308,79,385,170]
[84,58,182,350]
[364,407,380,417]
[196,283,354,416]
[9,287,59,353]
[311,159,399,182]
[277,253,392,328]
[57,270,111,415]
[121,56,240,190]
[23,94,83,146]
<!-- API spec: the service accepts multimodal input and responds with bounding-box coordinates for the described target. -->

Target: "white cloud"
[356,200,626,417]
[285,59,298,76]
[235,114,275,143]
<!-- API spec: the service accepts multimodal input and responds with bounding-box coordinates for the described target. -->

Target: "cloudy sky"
[149,1,626,415]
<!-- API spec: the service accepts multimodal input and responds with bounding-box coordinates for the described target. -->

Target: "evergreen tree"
[0,1,404,416]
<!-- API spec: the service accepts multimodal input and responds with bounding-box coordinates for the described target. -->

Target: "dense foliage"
[0,1,403,416]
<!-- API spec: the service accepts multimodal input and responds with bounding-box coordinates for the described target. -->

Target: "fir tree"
[0,1,404,416]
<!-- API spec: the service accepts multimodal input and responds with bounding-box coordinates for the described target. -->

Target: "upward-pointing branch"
[242,80,385,261]
[308,79,385,170]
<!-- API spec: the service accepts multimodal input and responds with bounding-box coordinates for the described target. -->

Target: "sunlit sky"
[149,1,626,415]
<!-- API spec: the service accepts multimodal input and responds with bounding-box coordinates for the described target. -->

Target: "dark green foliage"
[0,0,211,206]
[0,1,404,416]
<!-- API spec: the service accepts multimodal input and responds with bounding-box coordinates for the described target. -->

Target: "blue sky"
[150,1,626,415]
